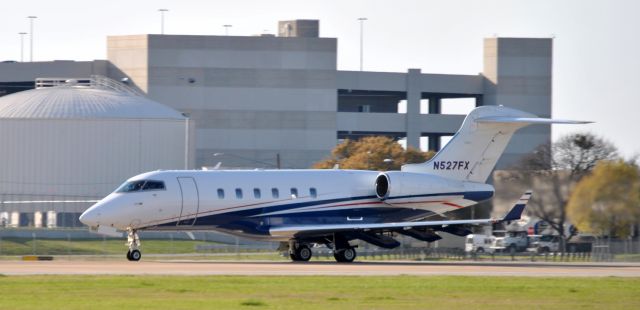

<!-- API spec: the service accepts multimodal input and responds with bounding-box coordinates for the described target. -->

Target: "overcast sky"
[1,0,638,157]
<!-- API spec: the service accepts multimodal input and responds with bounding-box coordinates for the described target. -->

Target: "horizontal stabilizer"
[501,190,532,222]
[475,117,591,125]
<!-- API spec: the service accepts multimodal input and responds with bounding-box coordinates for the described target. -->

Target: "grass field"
[0,275,638,309]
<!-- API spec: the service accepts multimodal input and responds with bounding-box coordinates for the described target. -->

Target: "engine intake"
[375,173,390,199]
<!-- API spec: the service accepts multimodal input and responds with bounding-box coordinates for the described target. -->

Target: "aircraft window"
[309,188,317,198]
[142,181,165,191]
[253,188,261,199]
[290,188,298,199]
[235,188,243,199]
[272,188,279,199]
[116,180,146,193]
[217,188,225,199]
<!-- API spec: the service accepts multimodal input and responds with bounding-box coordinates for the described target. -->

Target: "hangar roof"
[0,83,185,120]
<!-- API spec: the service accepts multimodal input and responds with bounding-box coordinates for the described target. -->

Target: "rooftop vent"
[35,75,142,96]
[278,20,319,38]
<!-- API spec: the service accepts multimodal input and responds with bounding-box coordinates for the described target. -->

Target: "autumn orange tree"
[567,160,640,238]
[312,136,434,171]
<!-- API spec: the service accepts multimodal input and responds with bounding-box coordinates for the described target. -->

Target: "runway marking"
[1,260,639,277]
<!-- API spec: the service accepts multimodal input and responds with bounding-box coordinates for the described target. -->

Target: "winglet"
[501,190,532,222]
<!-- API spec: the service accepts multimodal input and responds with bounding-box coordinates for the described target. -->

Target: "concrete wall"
[483,38,553,168]
[108,34,338,169]
[337,111,465,134]
[106,35,149,92]
[0,60,108,83]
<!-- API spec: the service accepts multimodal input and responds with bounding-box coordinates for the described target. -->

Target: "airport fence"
[1,228,639,262]
[591,238,640,262]
[0,228,279,258]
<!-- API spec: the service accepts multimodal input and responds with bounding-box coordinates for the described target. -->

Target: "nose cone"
[79,204,102,227]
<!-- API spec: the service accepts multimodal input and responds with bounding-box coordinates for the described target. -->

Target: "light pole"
[223,24,232,36]
[357,17,367,71]
[18,32,27,62]
[158,9,169,34]
[27,16,37,62]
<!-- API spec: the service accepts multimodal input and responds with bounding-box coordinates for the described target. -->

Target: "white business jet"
[79,106,588,262]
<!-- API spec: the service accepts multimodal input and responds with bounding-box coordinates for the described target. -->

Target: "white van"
[465,234,495,254]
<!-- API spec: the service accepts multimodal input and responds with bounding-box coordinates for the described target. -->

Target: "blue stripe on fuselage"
[148,191,493,236]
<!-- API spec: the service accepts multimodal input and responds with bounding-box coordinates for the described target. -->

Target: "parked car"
[491,230,530,254]
[529,235,561,253]
[465,234,495,254]
[528,234,595,254]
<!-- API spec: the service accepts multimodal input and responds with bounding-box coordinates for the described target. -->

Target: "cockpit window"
[116,180,165,193]
[143,181,165,191]
[117,180,145,192]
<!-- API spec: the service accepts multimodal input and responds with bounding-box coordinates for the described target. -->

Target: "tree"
[514,133,619,250]
[312,136,434,171]
[567,160,640,238]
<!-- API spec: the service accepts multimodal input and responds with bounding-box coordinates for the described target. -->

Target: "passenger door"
[177,177,199,226]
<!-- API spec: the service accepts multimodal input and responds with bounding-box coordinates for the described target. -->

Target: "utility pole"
[357,17,368,71]
[19,32,27,62]
[27,16,37,62]
[158,9,169,34]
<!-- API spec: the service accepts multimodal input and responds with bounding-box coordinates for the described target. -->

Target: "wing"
[270,190,532,239]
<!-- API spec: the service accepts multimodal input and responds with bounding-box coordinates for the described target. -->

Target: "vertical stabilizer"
[401,106,589,183]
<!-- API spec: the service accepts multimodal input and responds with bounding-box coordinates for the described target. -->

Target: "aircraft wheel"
[126,250,132,261]
[290,244,312,262]
[297,244,312,261]
[129,249,141,261]
[334,248,356,263]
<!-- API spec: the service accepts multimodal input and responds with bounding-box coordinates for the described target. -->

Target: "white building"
[0,76,190,227]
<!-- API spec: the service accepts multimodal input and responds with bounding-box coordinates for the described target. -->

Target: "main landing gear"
[330,233,357,263]
[287,236,357,263]
[333,247,357,263]
[289,241,312,262]
[126,229,141,261]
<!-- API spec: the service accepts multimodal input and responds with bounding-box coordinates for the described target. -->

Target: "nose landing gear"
[126,229,141,261]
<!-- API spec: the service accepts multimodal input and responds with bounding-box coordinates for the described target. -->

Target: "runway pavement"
[1,260,640,277]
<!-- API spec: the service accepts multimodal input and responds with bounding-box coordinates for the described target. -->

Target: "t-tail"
[402,106,590,183]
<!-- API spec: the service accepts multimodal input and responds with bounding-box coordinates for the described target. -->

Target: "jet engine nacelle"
[375,171,466,200]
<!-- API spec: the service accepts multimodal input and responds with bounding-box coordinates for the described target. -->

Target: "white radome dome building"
[0,77,191,227]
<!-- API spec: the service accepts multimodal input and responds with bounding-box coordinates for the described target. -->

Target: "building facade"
[0,22,552,170]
